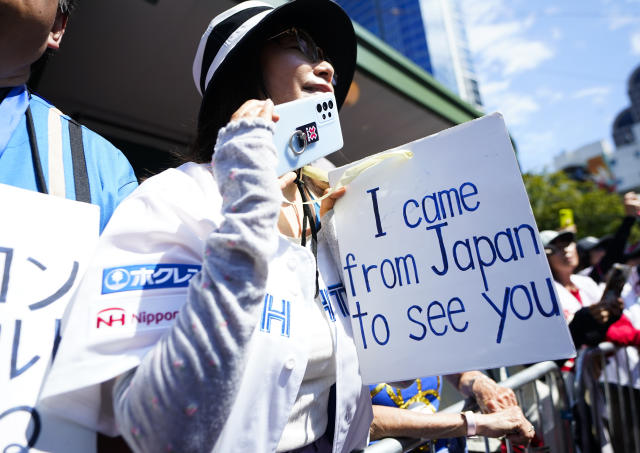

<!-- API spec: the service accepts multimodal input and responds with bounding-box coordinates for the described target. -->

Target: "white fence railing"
[355,343,640,453]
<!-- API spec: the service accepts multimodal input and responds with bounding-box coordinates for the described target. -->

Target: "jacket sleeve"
[589,216,636,284]
[568,307,611,347]
[605,314,640,346]
[112,118,281,453]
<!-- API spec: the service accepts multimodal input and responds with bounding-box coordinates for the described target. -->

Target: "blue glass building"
[336,0,433,74]
[336,0,483,108]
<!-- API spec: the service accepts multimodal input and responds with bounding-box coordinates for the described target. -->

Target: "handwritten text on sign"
[329,113,575,384]
[0,184,98,451]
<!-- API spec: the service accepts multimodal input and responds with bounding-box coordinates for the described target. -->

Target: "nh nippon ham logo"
[102,264,201,294]
[96,307,180,329]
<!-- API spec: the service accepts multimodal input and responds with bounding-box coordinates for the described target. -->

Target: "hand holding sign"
[329,113,575,384]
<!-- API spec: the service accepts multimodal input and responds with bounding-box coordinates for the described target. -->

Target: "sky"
[460,0,640,173]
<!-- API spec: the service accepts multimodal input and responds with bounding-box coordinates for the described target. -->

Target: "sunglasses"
[269,27,329,65]
[545,240,575,255]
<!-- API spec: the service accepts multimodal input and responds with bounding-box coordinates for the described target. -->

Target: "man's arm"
[370,404,534,445]
[589,192,639,284]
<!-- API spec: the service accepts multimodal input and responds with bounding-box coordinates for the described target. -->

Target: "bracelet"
[462,411,477,437]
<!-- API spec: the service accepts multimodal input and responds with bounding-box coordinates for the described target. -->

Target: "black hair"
[185,40,266,163]
[58,0,79,15]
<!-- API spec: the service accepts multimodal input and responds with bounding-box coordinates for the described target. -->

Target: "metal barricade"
[573,342,640,453]
[355,361,575,453]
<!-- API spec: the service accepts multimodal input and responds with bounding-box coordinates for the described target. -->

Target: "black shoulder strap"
[25,106,48,195]
[68,119,91,203]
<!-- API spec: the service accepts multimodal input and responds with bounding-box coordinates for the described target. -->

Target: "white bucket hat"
[192,0,357,109]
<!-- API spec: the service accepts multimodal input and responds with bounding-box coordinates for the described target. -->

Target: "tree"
[522,171,639,244]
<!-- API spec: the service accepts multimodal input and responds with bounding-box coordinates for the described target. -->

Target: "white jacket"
[40,125,371,452]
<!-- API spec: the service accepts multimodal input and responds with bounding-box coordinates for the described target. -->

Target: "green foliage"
[522,171,640,244]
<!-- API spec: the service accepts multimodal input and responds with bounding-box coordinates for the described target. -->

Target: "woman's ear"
[47,10,69,50]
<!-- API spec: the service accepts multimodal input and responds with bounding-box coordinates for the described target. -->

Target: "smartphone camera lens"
[316,104,322,113]
[322,113,326,120]
[323,102,328,111]
[328,100,334,109]
[328,112,332,118]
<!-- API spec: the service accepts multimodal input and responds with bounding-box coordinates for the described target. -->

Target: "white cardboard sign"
[0,183,99,452]
[329,113,575,385]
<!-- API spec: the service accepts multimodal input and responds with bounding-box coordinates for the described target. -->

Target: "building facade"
[336,0,433,74]
[33,0,481,179]
[552,140,616,189]
[611,65,640,192]
[552,65,640,193]
[421,0,482,109]
[336,0,483,109]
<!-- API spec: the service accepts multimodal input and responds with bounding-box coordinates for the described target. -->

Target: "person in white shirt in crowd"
[543,229,640,453]
[602,244,640,453]
[542,229,640,351]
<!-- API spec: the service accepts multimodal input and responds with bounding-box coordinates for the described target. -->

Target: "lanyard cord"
[25,94,48,195]
[294,169,319,298]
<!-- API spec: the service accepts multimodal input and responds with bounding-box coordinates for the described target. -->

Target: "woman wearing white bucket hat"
[39,1,367,452]
[38,1,534,450]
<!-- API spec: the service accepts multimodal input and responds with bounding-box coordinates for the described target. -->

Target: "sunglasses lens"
[297,31,320,62]
[297,36,313,60]
[269,28,332,70]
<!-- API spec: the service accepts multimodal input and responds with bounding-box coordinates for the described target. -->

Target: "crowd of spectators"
[541,191,640,452]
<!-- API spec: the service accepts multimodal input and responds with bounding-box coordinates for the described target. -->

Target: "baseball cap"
[540,229,575,249]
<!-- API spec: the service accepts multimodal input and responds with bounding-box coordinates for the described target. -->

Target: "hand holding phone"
[601,264,630,302]
[593,263,631,323]
[623,192,640,217]
[272,92,343,176]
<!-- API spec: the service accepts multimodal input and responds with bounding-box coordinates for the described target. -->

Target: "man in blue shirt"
[0,0,137,232]
[1,2,137,450]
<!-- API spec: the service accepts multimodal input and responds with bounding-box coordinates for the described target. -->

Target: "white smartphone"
[273,92,344,176]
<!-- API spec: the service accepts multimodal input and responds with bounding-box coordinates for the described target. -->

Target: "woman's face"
[260,29,335,105]
[0,0,62,85]
[548,239,579,273]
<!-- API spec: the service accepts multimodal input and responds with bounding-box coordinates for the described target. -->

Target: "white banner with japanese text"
[0,183,99,452]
